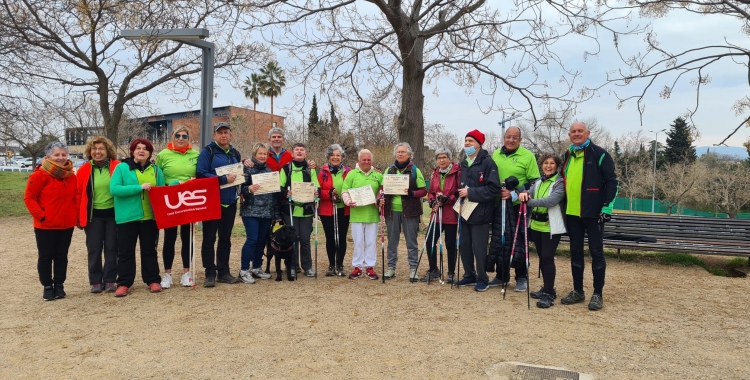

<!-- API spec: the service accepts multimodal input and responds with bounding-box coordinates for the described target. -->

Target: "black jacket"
[459,149,502,224]
[562,141,618,218]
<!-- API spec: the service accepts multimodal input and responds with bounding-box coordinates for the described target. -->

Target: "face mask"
[464,146,477,156]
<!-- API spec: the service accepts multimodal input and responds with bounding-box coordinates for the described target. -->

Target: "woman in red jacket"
[317,144,351,276]
[24,141,79,301]
[421,149,460,284]
[76,136,120,294]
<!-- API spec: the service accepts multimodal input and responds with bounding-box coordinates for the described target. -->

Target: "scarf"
[41,158,74,179]
[439,164,452,175]
[167,142,192,154]
[540,172,558,182]
[252,158,267,170]
[393,160,410,170]
[328,164,340,175]
[292,159,308,169]
[570,139,591,152]
[501,146,518,156]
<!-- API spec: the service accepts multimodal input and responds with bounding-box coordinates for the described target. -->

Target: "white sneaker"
[239,270,256,284]
[160,273,172,289]
[180,272,194,287]
[251,268,272,280]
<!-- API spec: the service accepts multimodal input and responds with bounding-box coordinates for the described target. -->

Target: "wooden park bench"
[571,214,750,265]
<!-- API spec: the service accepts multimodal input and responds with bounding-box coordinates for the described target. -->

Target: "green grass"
[0,172,31,217]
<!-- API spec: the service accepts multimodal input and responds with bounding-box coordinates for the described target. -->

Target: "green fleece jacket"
[110,159,166,224]
[156,147,199,185]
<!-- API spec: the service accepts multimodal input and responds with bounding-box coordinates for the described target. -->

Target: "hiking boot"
[365,267,379,280]
[336,266,346,277]
[238,270,256,284]
[588,293,603,311]
[420,270,441,282]
[561,290,586,305]
[349,267,363,279]
[474,282,489,292]
[149,283,162,293]
[530,287,545,299]
[90,284,103,294]
[488,277,507,287]
[204,275,216,288]
[251,268,272,280]
[160,273,172,289]
[537,292,555,308]
[325,266,336,276]
[114,286,129,297]
[455,278,477,287]
[304,269,316,277]
[43,286,55,301]
[180,273,194,287]
[446,273,455,284]
[514,278,528,292]
[217,273,239,284]
[54,284,66,299]
[104,282,117,292]
[409,269,418,283]
[384,267,396,280]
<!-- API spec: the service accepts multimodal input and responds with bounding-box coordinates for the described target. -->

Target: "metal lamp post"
[648,129,666,214]
[120,28,214,149]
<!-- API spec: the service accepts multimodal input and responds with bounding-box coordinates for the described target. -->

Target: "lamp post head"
[120,28,209,40]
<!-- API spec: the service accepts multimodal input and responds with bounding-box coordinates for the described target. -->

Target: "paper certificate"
[453,199,478,220]
[382,174,409,195]
[250,172,280,195]
[347,185,376,206]
[291,181,316,203]
[215,163,244,189]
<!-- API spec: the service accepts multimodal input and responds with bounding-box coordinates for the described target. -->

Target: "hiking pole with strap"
[503,204,524,298]
[438,205,445,285]
[287,182,297,277]
[190,223,196,289]
[454,195,464,290]
[379,190,386,284]
[413,211,436,284]
[314,197,319,279]
[427,209,438,285]
[522,202,530,309]
[333,193,340,275]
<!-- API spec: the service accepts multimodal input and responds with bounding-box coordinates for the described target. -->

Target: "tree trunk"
[397,36,425,169]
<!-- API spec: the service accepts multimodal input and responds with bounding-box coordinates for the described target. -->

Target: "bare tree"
[654,161,705,216]
[705,164,750,218]
[617,157,652,213]
[0,96,63,165]
[247,0,617,167]
[0,1,271,145]
[348,93,400,148]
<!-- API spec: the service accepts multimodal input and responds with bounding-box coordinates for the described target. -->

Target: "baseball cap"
[213,122,231,132]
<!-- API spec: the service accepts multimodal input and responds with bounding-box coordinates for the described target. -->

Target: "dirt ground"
[0,215,748,379]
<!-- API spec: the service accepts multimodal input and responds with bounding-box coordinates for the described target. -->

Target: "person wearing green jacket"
[155,126,200,288]
[279,143,320,277]
[110,139,166,297]
[342,149,383,280]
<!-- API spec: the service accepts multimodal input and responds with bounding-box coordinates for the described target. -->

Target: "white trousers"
[350,222,378,269]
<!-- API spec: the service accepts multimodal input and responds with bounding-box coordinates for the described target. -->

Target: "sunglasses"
[174,134,189,139]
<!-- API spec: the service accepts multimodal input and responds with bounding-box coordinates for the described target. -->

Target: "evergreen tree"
[307,94,320,140]
[663,117,697,164]
[329,103,340,136]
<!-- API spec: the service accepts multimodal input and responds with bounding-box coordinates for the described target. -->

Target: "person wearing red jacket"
[76,136,120,294]
[317,144,351,277]
[421,149,460,284]
[24,141,79,301]
[266,127,293,172]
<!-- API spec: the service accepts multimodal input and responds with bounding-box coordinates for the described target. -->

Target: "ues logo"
[164,190,207,209]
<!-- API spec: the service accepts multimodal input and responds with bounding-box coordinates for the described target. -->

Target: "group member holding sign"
[25,142,78,301]
[421,149,460,284]
[456,130,502,292]
[238,143,279,283]
[317,144,351,277]
[280,143,320,277]
[382,142,427,281]
[342,149,383,280]
[110,139,166,297]
[196,122,243,287]
[76,137,120,294]
[155,126,199,288]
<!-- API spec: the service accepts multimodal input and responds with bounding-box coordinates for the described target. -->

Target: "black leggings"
[320,208,350,267]
[529,229,560,293]
[425,223,457,274]
[35,228,74,286]
[163,223,192,270]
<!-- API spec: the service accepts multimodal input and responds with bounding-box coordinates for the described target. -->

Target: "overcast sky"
[161,6,749,148]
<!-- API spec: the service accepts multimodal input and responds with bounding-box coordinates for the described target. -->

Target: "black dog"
[265,222,299,281]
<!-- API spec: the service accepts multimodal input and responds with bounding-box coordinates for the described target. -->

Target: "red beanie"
[465,129,485,145]
[129,138,154,158]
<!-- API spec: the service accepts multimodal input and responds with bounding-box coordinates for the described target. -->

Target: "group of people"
[24,120,617,310]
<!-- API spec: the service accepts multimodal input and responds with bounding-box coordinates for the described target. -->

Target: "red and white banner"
[149,177,222,229]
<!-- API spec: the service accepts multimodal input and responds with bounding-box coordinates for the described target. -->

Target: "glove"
[407,188,414,197]
[599,213,611,224]
[428,199,436,208]
[437,194,450,204]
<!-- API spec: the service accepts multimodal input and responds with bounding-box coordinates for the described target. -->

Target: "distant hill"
[695,146,748,159]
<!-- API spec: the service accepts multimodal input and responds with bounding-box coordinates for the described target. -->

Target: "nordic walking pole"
[314,197,319,279]
[287,175,298,276]
[413,212,436,284]
[503,205,524,299]
[438,205,445,285]
[522,202,530,309]
[379,190,386,284]
[191,223,196,289]
[427,210,438,285]
[333,193,339,275]
[454,192,464,290]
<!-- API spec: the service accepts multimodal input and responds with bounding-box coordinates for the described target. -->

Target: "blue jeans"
[241,217,271,271]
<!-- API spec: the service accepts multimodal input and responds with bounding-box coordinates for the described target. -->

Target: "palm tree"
[259,61,286,119]
[241,73,263,140]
